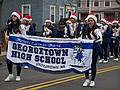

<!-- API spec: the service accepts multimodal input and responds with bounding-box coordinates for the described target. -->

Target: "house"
[78,0,120,21]
[0,0,120,33]
[0,0,78,33]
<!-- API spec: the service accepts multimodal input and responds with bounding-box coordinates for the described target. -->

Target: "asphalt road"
[0,56,120,90]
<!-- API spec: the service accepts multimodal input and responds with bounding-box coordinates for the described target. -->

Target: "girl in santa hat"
[81,13,102,87]
[19,14,35,36]
[42,18,57,38]
[4,11,22,82]
[98,18,112,63]
[63,11,82,38]
[19,14,35,69]
[112,20,120,61]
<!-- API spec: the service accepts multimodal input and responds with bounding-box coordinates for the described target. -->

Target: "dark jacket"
[103,26,112,43]
[26,24,35,36]
[42,25,57,38]
[4,19,21,35]
[65,23,82,38]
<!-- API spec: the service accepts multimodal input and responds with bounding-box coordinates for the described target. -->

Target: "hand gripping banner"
[7,34,94,73]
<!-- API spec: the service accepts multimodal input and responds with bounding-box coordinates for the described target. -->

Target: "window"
[86,0,90,8]
[94,1,100,7]
[104,0,111,7]
[78,0,82,8]
[50,5,55,23]
[59,7,64,20]
[22,4,31,17]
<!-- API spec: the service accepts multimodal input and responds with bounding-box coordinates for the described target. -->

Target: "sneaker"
[103,60,108,63]
[110,56,114,58]
[89,70,91,74]
[4,74,14,82]
[24,66,29,69]
[83,79,90,87]
[113,58,119,61]
[89,81,95,87]
[98,59,104,63]
[16,76,21,81]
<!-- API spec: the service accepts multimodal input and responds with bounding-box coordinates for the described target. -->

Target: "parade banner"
[7,34,94,73]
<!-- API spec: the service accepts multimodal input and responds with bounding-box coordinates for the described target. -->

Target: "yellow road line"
[24,66,120,90]
[17,65,120,90]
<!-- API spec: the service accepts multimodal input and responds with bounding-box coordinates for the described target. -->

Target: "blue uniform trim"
[9,36,93,49]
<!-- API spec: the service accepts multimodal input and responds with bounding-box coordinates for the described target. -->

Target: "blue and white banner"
[7,34,94,73]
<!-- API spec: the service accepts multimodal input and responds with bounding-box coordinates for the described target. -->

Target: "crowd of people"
[0,11,120,87]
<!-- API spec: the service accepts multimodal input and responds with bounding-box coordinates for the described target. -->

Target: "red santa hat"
[112,20,119,24]
[87,12,97,22]
[70,11,77,20]
[11,12,22,20]
[101,18,108,24]
[23,15,32,22]
[45,18,52,23]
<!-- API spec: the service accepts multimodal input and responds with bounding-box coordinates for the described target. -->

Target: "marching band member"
[42,18,57,38]
[19,15,35,36]
[108,21,114,58]
[98,18,112,63]
[63,11,81,38]
[81,13,102,87]
[112,20,120,61]
[64,19,72,38]
[19,15,35,69]
[4,12,22,82]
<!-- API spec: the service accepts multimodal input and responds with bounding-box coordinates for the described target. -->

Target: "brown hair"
[82,24,97,39]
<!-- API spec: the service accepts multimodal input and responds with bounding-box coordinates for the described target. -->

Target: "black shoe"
[0,63,2,65]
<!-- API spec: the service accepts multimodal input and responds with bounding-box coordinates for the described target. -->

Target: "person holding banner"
[81,13,102,87]
[63,11,81,38]
[4,12,22,82]
[42,18,57,38]
[19,14,35,69]
[19,15,35,36]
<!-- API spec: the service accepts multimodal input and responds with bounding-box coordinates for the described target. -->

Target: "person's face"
[11,15,18,21]
[113,23,118,26]
[100,21,106,25]
[70,18,76,23]
[46,22,51,26]
[23,20,29,24]
[88,18,95,28]
[108,24,112,27]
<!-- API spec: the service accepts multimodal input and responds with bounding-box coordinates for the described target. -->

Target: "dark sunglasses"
[12,15,17,17]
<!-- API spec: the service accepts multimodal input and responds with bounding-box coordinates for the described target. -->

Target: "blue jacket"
[103,26,112,43]
[65,23,82,38]
[26,24,35,36]
[42,25,57,38]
